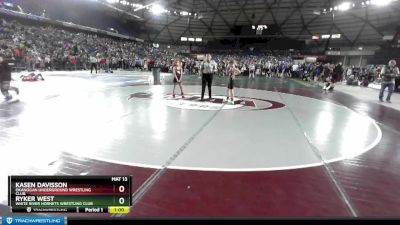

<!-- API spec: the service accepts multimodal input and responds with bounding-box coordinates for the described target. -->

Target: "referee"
[200,54,217,101]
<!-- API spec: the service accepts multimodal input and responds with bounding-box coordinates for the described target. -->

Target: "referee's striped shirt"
[201,60,217,74]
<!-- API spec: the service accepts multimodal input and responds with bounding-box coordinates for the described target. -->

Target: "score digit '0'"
[119,197,125,205]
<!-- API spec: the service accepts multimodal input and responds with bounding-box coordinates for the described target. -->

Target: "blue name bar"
[1,217,65,225]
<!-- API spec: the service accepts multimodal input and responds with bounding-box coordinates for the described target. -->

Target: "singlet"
[174,65,182,77]
[227,66,237,78]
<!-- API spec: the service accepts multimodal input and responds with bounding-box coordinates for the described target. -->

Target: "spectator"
[0,54,19,101]
[89,55,98,74]
[379,60,399,103]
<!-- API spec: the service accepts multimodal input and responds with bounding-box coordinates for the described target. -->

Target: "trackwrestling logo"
[2,216,64,225]
[128,92,286,111]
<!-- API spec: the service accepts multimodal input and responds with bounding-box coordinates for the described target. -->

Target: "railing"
[9,57,174,74]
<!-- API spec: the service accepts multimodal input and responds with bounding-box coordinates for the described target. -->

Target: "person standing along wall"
[0,54,19,101]
[249,62,256,80]
[279,62,285,78]
[379,60,399,103]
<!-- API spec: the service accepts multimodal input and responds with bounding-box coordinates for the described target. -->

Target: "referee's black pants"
[201,73,213,100]
[90,63,97,74]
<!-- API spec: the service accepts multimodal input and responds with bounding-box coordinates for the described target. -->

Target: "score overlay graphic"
[8,176,132,213]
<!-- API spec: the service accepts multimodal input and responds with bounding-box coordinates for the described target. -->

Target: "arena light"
[312,34,321,40]
[331,34,341,39]
[371,0,393,6]
[195,38,202,42]
[338,2,351,11]
[132,3,144,8]
[180,11,189,16]
[188,37,195,42]
[383,35,394,40]
[150,4,165,15]
[180,37,188,41]
[321,34,331,39]
[3,2,14,7]
[106,0,118,3]
[252,25,268,31]
[313,10,321,15]
[260,25,268,30]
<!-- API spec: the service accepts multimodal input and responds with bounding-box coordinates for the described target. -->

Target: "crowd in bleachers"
[1,17,396,91]
[210,56,391,89]
[0,18,177,72]
[0,17,311,79]
[0,17,300,77]
[294,63,394,88]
